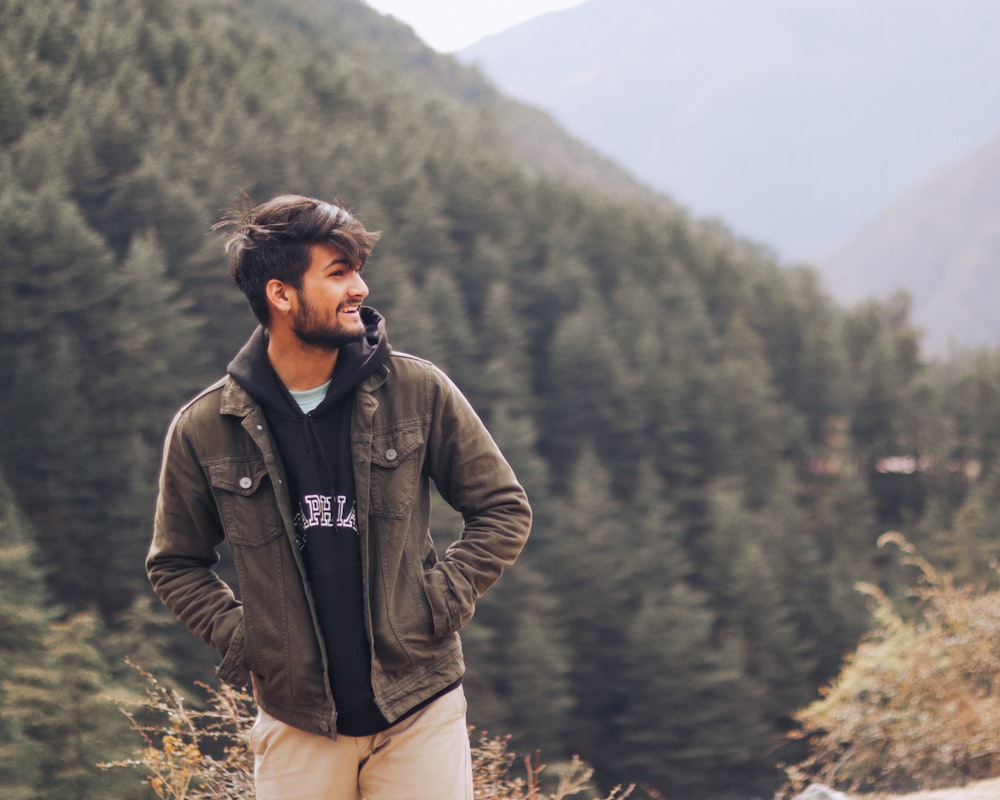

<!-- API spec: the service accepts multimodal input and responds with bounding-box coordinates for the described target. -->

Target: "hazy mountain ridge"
[460,0,1000,261]
[820,131,1000,355]
[459,0,1000,351]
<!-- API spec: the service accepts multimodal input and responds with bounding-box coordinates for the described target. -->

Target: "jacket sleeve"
[422,367,532,636]
[146,410,249,687]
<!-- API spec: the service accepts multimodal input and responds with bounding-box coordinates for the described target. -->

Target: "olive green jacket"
[147,350,531,737]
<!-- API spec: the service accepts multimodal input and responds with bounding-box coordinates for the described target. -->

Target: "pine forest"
[2,1,1000,798]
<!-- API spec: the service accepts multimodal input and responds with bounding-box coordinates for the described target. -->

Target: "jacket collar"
[220,376,258,418]
[223,307,391,417]
[218,346,392,417]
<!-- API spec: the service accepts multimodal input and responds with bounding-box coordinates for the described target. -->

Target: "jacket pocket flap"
[370,426,424,469]
[207,458,270,495]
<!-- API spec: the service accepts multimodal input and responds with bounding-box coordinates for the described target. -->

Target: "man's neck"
[266,333,339,392]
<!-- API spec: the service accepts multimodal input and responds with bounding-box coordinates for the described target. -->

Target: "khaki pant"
[250,686,473,800]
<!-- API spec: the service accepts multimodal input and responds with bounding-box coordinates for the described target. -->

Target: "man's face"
[289,241,369,351]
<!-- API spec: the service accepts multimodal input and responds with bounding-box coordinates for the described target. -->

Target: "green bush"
[784,533,1000,795]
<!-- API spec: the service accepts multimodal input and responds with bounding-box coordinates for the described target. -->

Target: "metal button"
[239,476,253,489]
[385,448,398,461]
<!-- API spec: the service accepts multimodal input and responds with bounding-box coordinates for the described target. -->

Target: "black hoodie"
[228,307,391,735]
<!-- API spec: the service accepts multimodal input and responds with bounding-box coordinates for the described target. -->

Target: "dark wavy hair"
[216,194,381,324]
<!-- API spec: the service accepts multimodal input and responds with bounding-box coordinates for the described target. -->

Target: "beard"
[291,297,366,352]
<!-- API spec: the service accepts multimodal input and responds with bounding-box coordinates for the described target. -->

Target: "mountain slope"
[232,0,668,206]
[820,132,1000,355]
[459,0,1000,264]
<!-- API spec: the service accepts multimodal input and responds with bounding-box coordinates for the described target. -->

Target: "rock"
[794,785,851,800]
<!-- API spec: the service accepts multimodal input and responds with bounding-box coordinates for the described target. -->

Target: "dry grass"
[103,661,633,800]
[783,535,1000,797]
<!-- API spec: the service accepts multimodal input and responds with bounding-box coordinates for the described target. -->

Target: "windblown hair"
[216,194,381,325]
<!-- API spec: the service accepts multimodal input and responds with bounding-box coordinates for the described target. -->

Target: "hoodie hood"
[227,306,390,419]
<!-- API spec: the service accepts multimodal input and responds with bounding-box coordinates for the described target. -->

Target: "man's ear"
[265,279,294,317]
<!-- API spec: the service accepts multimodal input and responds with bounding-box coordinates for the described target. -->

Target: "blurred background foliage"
[3,1,1000,798]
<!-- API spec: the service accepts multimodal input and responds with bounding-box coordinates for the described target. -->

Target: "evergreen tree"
[537,287,631,489]
[0,480,52,799]
[107,593,219,692]
[0,49,27,146]
[931,484,1000,587]
[710,311,795,506]
[610,463,780,797]
[0,181,124,612]
[10,613,138,798]
[478,281,537,421]
[421,265,480,387]
[801,466,879,679]
[948,348,1000,480]
[780,268,850,445]
[705,476,820,716]
[614,588,775,799]
[537,449,634,757]
[375,270,439,359]
[463,563,576,754]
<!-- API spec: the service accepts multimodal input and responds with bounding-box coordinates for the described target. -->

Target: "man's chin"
[294,326,366,351]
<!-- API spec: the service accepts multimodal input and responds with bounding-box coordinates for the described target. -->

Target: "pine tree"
[797,466,880,681]
[463,563,576,754]
[710,311,796,507]
[421,266,480,388]
[0,181,123,611]
[537,288,630,488]
[612,464,782,797]
[0,49,27,146]
[536,449,633,758]
[375,270,440,360]
[948,348,1000,480]
[931,484,1000,587]
[10,613,138,798]
[613,586,776,798]
[705,477,820,717]
[843,295,927,525]
[0,479,52,799]
[478,280,537,421]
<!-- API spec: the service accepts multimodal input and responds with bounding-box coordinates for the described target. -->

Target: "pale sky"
[363,0,586,53]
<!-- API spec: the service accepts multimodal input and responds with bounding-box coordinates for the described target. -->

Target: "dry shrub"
[101,660,256,799]
[783,533,1000,795]
[104,661,632,800]
[472,731,633,800]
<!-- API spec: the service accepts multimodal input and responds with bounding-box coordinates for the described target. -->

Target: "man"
[147,194,531,799]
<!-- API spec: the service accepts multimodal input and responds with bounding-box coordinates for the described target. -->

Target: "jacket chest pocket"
[207,457,283,546]
[369,425,425,519]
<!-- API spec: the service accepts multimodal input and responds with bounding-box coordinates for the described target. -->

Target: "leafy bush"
[103,661,633,800]
[783,533,1000,795]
